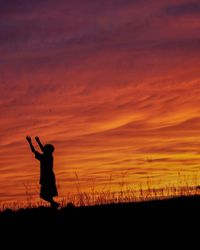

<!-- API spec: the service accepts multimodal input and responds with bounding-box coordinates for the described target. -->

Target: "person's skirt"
[40,182,58,199]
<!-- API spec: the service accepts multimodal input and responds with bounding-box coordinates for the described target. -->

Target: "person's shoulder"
[35,151,43,160]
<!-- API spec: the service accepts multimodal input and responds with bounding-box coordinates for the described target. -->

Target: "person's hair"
[43,144,55,154]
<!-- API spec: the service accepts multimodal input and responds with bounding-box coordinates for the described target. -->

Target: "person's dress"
[35,151,58,199]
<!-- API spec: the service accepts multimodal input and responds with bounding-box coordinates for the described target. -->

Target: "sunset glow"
[0,0,200,202]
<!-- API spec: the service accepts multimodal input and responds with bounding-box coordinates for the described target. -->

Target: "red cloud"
[0,0,200,202]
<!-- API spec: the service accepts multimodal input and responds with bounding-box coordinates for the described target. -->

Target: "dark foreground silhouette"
[1,195,200,226]
[1,196,200,246]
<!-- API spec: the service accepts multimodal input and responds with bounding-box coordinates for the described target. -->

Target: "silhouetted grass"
[1,195,199,248]
[1,184,200,211]
[1,172,199,211]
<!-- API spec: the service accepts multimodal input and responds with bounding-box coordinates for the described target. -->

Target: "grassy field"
[1,192,200,246]
[1,183,200,211]
[1,175,200,239]
[1,194,200,228]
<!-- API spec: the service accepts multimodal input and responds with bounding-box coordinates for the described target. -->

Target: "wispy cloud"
[0,0,200,201]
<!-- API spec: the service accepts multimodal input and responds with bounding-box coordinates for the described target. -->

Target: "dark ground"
[1,195,200,246]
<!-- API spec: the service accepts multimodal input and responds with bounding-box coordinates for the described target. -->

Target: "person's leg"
[40,195,59,208]
[40,194,52,204]
[49,198,60,208]
[40,185,60,208]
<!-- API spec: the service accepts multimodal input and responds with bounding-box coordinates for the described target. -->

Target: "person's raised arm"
[26,136,36,154]
[35,136,44,152]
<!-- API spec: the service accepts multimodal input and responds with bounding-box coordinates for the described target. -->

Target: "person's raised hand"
[35,136,40,142]
[26,136,32,143]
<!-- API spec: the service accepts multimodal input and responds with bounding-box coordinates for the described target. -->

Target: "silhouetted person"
[26,136,60,208]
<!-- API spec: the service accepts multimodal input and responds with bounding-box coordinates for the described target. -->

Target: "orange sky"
[0,0,200,202]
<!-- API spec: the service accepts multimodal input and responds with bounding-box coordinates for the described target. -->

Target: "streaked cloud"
[0,0,200,201]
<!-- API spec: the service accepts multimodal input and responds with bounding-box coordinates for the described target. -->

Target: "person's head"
[43,144,55,154]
